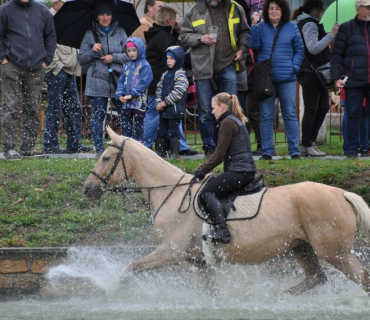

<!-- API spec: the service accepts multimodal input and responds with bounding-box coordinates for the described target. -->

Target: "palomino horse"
[83,127,370,295]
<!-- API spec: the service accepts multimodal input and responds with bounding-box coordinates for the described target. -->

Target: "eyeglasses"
[126,48,137,53]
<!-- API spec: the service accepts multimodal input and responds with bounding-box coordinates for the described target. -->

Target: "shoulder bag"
[253,26,281,101]
[304,57,333,90]
[315,62,333,90]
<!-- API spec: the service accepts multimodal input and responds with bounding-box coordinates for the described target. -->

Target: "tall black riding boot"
[155,138,168,158]
[202,191,231,243]
[168,139,180,159]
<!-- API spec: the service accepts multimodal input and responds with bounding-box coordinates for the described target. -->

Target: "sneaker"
[301,146,323,157]
[66,145,93,154]
[311,142,327,156]
[3,149,21,160]
[20,150,45,158]
[179,148,199,156]
[359,149,370,157]
[205,149,215,157]
[259,154,272,160]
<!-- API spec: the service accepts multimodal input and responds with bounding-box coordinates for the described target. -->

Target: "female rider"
[194,93,257,243]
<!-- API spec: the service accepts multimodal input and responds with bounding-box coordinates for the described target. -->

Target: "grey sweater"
[296,13,334,55]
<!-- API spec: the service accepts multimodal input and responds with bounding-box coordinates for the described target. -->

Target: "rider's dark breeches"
[200,171,255,222]
[201,171,255,198]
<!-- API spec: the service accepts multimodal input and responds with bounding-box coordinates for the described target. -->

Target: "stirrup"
[202,233,230,244]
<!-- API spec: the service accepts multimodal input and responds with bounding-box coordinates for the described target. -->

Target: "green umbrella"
[320,0,357,32]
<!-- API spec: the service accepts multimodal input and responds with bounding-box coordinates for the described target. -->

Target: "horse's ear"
[106,126,122,145]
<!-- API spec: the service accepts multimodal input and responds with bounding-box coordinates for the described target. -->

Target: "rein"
[90,139,199,222]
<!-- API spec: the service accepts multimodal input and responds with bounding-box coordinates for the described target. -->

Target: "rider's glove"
[194,169,205,181]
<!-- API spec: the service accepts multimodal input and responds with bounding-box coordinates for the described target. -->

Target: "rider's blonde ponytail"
[212,92,248,124]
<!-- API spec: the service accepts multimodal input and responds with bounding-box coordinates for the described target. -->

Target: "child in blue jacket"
[115,37,153,142]
[155,46,189,158]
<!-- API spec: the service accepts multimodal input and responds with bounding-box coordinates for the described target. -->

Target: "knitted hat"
[126,41,137,50]
[95,4,113,17]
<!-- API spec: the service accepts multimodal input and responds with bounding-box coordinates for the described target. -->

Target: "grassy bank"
[1,141,369,247]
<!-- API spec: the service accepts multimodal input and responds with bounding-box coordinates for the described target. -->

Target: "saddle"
[195,175,267,221]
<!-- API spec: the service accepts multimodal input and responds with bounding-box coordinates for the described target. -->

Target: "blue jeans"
[90,96,123,154]
[195,63,238,151]
[158,118,181,140]
[259,81,300,156]
[342,103,369,154]
[143,94,190,150]
[143,95,159,148]
[343,88,370,155]
[43,70,82,151]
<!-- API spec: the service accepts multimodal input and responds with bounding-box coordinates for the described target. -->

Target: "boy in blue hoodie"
[115,37,153,142]
[155,46,189,158]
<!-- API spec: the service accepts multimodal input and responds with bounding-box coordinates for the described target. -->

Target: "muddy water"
[1,247,370,320]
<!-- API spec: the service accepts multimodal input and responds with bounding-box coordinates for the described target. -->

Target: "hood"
[144,23,172,43]
[92,19,119,37]
[126,37,146,61]
[165,46,185,71]
[296,12,318,23]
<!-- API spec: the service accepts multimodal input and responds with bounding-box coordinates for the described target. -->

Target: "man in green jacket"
[181,0,249,156]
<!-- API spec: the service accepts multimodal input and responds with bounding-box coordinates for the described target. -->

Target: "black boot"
[155,138,168,158]
[168,139,179,159]
[202,192,231,243]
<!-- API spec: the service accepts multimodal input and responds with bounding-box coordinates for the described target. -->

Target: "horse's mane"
[109,136,186,175]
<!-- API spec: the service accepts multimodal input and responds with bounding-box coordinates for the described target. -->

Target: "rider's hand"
[194,169,205,181]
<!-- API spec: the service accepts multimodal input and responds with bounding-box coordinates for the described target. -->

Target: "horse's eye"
[102,156,111,162]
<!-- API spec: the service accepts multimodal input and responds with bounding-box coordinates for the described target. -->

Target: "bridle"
[90,139,198,222]
[90,139,128,186]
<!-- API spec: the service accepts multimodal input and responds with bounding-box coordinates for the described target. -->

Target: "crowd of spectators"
[0,0,369,160]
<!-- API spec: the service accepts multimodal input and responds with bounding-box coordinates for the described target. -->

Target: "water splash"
[1,247,370,320]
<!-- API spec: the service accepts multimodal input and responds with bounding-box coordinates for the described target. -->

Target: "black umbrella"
[54,0,140,49]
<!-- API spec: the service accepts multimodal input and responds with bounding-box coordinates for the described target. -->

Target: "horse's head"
[83,126,129,200]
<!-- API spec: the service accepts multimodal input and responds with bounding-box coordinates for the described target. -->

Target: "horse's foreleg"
[126,246,184,274]
[287,241,327,295]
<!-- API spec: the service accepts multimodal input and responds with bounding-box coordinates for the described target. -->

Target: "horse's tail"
[344,191,370,241]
